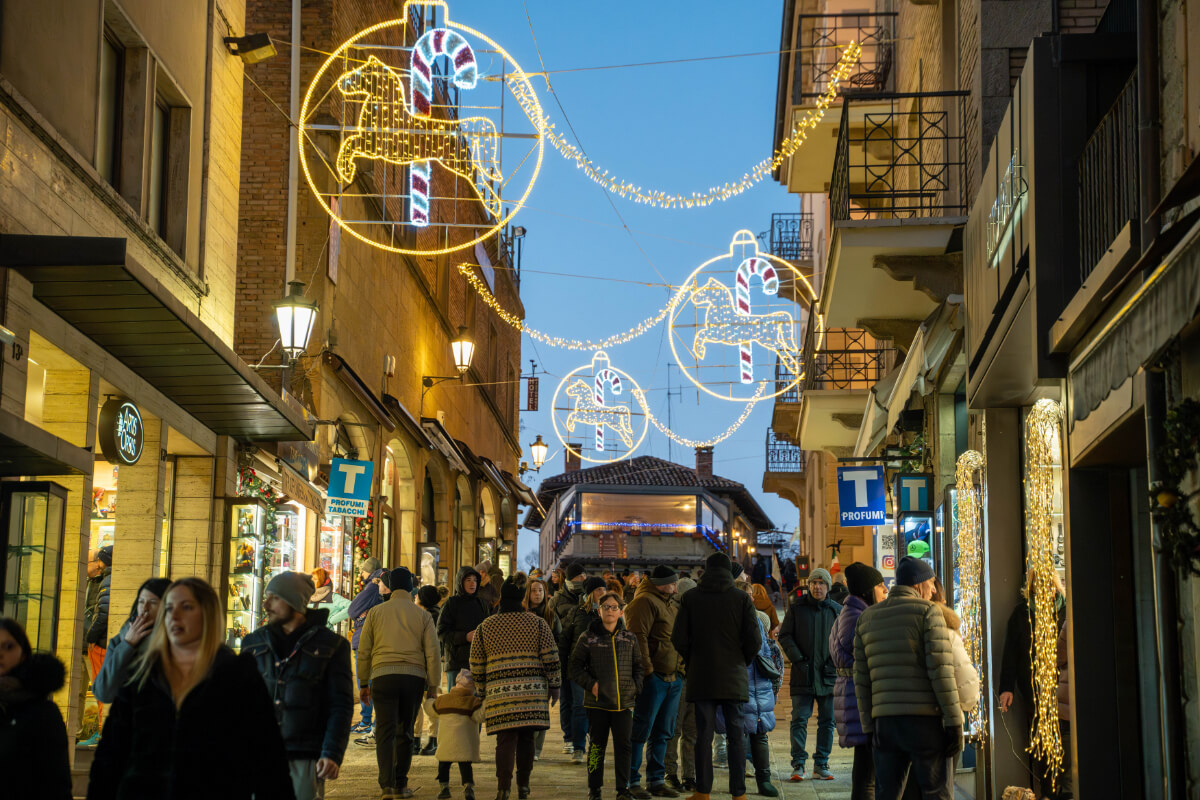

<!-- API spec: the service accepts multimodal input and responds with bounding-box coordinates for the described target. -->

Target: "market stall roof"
[523,455,773,531]
[1,234,312,442]
[0,408,92,476]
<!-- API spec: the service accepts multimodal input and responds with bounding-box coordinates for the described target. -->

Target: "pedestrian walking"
[438,566,491,690]
[671,551,762,800]
[357,567,442,800]
[0,617,71,800]
[561,575,608,762]
[470,578,562,800]
[87,577,293,800]
[853,557,963,800]
[424,671,486,800]
[311,567,351,624]
[334,556,388,734]
[570,591,647,800]
[624,565,683,799]
[716,614,783,797]
[92,577,171,704]
[830,562,888,800]
[524,578,562,760]
[415,584,445,756]
[475,561,500,610]
[243,571,354,800]
[78,545,113,745]
[778,566,840,781]
[829,575,850,606]
[549,563,588,755]
[663,573,698,794]
[750,584,780,639]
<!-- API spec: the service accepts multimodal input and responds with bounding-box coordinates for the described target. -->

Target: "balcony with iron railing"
[1078,74,1138,284]
[770,212,814,264]
[793,13,897,101]
[802,327,895,392]
[765,429,807,473]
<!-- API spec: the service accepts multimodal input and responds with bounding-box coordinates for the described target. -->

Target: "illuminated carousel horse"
[334,51,501,225]
[690,277,802,378]
[564,379,635,449]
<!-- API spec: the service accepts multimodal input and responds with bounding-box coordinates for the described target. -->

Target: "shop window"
[147,100,167,235]
[147,74,191,257]
[320,515,346,595]
[0,483,67,652]
[96,31,123,185]
[382,451,396,508]
[272,503,306,579]
[91,461,119,556]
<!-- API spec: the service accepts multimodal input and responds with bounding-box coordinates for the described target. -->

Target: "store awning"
[0,409,93,476]
[420,417,470,474]
[1071,217,1200,422]
[854,299,964,456]
[502,470,542,513]
[381,393,431,448]
[324,352,395,431]
[1,234,312,442]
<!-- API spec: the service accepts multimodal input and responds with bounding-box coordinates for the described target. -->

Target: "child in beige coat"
[426,671,486,800]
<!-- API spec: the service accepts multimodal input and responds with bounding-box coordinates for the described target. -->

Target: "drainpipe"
[285,0,300,285]
[1138,0,1161,256]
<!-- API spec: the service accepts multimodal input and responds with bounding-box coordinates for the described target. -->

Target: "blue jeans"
[569,681,589,751]
[630,674,683,787]
[361,699,373,726]
[789,691,834,770]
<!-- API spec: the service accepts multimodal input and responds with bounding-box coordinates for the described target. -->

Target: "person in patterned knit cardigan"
[470,578,561,800]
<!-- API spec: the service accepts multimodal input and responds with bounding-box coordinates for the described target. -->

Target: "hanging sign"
[837,465,886,526]
[327,458,375,517]
[98,398,144,465]
[893,472,934,513]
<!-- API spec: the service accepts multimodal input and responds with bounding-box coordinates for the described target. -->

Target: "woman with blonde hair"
[310,566,351,627]
[87,577,292,800]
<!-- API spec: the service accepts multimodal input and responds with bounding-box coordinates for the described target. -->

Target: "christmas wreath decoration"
[1150,398,1200,575]
[354,509,374,592]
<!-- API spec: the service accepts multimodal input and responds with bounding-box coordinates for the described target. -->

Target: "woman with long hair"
[522,579,562,761]
[310,566,351,626]
[87,577,293,800]
[92,577,171,703]
[750,583,781,639]
[0,617,71,800]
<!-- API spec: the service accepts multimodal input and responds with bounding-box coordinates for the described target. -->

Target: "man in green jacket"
[853,557,963,800]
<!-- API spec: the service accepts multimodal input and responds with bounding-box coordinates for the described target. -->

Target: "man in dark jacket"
[79,545,112,746]
[436,566,490,689]
[778,567,841,782]
[549,562,587,754]
[671,551,761,800]
[853,557,963,800]
[243,571,354,800]
[625,565,682,798]
[346,556,387,733]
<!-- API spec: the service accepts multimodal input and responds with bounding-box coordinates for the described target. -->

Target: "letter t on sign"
[841,469,877,507]
[339,463,366,494]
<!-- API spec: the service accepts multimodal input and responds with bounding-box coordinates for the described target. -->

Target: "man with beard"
[243,570,354,800]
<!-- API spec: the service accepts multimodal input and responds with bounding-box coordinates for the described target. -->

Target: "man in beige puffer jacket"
[853,557,962,800]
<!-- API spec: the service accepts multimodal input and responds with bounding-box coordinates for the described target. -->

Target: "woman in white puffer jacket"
[933,579,980,713]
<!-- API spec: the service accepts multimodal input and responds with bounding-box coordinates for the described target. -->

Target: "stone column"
[109,417,166,632]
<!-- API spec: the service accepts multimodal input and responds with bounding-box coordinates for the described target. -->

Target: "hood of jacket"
[587,615,627,636]
[0,653,65,711]
[455,566,483,596]
[938,604,960,632]
[311,583,333,604]
[698,566,734,593]
[304,606,332,629]
[433,685,483,715]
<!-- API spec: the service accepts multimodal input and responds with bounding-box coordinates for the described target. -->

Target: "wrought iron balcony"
[770,212,814,263]
[776,357,801,403]
[830,92,969,221]
[794,13,897,101]
[800,313,895,391]
[766,429,807,473]
[1078,74,1138,283]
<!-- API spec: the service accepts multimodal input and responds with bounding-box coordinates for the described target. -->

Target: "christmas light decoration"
[506,43,862,209]
[954,446,987,743]
[299,0,545,256]
[1024,398,1065,787]
[669,230,818,402]
[457,261,685,350]
[594,365,622,451]
[632,381,765,449]
[551,352,649,464]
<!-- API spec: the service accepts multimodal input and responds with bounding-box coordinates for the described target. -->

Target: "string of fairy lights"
[506,43,862,208]
[1023,399,1066,787]
[954,445,988,744]
[633,382,767,449]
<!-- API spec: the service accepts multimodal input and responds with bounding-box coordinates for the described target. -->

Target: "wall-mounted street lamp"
[423,327,475,391]
[529,435,548,470]
[273,281,319,363]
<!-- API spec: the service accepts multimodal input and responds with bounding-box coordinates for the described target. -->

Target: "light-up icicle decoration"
[734,256,779,383]
[1024,398,1065,788]
[954,446,988,744]
[506,43,861,209]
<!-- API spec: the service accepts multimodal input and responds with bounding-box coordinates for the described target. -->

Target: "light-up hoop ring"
[551,352,649,465]
[668,230,821,403]
[298,0,545,257]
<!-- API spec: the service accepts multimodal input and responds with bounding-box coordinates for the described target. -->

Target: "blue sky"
[439,1,800,564]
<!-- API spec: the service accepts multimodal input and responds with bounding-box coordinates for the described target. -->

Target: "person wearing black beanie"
[844,563,886,606]
[829,563,885,797]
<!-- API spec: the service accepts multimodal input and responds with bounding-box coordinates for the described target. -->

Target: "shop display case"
[418,543,439,588]
[476,538,495,567]
[1,483,67,652]
[226,499,267,649]
[895,513,935,572]
[268,503,304,582]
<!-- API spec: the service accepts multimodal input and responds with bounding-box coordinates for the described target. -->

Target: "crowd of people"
[0,548,1053,800]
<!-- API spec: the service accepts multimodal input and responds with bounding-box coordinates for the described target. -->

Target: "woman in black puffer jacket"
[0,617,71,800]
[569,592,646,800]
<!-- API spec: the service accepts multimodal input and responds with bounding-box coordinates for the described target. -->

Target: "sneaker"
[380,788,396,800]
[665,775,683,793]
[649,785,679,798]
[563,742,576,754]
[439,783,453,799]
[395,789,416,799]
[788,768,806,782]
[572,749,586,764]
[616,790,635,800]
[78,733,101,748]
[533,754,540,761]
[812,766,834,781]
[355,732,376,748]
[629,786,652,800]
[351,720,372,733]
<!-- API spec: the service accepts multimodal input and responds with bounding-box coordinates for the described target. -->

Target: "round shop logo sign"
[99,398,144,465]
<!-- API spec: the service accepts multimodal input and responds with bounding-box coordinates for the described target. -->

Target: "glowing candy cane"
[734,256,779,383]
[595,368,622,451]
[407,29,479,227]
